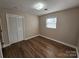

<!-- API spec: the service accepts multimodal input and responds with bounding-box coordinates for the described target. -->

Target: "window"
[46,17,57,29]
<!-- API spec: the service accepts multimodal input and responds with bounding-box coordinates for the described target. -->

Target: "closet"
[6,14,24,44]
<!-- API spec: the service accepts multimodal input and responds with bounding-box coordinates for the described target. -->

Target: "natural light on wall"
[46,17,57,29]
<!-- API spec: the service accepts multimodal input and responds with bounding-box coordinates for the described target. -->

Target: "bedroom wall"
[0,7,79,47]
[39,7,79,46]
[0,8,39,46]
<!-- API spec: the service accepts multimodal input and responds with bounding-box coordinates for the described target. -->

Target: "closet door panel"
[7,15,18,44]
[7,14,24,44]
[17,16,24,42]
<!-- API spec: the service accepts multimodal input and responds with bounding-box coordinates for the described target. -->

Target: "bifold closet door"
[17,16,24,42]
[6,14,24,44]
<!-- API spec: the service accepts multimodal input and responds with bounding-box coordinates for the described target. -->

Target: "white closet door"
[6,14,24,44]
[17,16,24,42]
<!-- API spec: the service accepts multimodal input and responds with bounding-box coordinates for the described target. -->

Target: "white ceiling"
[0,0,79,15]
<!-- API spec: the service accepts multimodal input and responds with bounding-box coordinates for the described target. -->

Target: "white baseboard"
[3,34,77,49]
[25,35,39,40]
[3,43,11,48]
[39,34,78,57]
[2,34,78,57]
[3,35,39,48]
[39,34,77,48]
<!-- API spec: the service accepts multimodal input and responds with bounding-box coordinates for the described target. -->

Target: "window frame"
[46,17,57,29]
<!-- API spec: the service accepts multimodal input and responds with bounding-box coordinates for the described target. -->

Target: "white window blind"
[46,18,57,29]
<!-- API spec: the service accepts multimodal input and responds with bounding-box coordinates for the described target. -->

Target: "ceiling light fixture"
[34,3,44,10]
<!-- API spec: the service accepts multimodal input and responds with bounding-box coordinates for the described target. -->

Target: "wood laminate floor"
[2,36,77,58]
